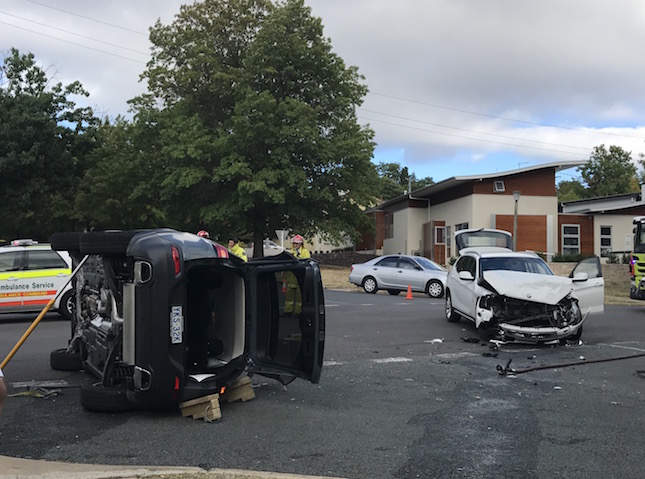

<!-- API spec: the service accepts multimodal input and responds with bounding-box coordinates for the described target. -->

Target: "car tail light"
[174,376,180,391]
[171,246,181,275]
[214,244,229,258]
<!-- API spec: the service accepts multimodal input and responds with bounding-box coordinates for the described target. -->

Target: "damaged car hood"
[482,270,573,305]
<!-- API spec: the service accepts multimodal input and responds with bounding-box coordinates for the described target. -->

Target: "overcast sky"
[3,0,645,184]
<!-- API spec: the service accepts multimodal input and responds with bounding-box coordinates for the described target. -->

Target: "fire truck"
[630,216,645,299]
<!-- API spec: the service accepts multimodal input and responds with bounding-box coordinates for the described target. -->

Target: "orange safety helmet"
[197,230,210,238]
[292,234,304,244]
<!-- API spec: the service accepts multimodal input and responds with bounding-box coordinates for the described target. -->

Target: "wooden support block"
[179,393,221,421]
[221,376,255,403]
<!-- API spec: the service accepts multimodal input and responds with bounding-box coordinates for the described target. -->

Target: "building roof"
[375,160,587,210]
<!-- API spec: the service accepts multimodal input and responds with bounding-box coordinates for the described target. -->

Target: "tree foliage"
[555,179,587,202]
[376,162,433,201]
[579,145,638,198]
[0,48,98,240]
[131,0,377,254]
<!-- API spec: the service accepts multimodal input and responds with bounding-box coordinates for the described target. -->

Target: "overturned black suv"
[49,229,324,412]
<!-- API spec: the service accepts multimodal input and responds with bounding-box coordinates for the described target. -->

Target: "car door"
[372,256,400,288]
[396,257,425,290]
[243,255,325,384]
[22,248,72,311]
[0,249,26,312]
[449,255,478,318]
[569,256,605,314]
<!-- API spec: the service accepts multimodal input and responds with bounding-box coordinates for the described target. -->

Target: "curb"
[0,456,346,479]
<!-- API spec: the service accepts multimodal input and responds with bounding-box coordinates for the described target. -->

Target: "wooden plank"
[179,393,219,409]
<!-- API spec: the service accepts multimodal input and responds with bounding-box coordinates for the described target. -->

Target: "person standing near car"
[228,237,248,262]
[0,367,6,415]
[284,235,310,315]
[289,235,310,259]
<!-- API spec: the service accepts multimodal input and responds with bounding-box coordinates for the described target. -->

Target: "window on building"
[600,226,612,257]
[562,224,580,255]
[446,225,452,259]
[435,226,446,245]
[455,222,469,231]
[384,213,394,239]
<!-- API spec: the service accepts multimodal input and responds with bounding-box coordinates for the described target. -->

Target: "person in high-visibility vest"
[289,234,310,259]
[228,237,248,262]
[284,235,310,314]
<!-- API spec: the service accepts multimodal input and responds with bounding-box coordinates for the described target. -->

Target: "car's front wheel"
[426,280,444,298]
[387,289,400,296]
[445,291,461,322]
[362,276,378,294]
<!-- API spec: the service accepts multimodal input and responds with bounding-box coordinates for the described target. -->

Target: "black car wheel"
[387,289,401,296]
[79,231,140,255]
[80,383,133,412]
[50,232,82,252]
[50,348,82,371]
[445,291,461,322]
[59,289,74,320]
[426,280,444,298]
[362,276,378,294]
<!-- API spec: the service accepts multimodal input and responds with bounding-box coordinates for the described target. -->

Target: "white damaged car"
[444,229,604,343]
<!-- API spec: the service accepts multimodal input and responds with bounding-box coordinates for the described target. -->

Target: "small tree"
[580,145,638,197]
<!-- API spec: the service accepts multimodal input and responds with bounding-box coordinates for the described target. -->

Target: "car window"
[0,251,22,272]
[455,256,476,275]
[480,257,553,275]
[571,256,601,278]
[416,257,445,271]
[375,256,399,268]
[398,258,419,270]
[25,250,68,270]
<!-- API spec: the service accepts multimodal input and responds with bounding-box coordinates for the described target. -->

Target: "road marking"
[372,357,413,363]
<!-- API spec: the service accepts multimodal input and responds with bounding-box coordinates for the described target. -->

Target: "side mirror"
[458,270,475,281]
[572,272,589,282]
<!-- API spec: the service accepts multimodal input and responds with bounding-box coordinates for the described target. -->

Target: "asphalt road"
[1,292,645,479]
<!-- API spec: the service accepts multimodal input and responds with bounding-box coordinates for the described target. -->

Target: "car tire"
[445,291,461,322]
[59,289,74,320]
[80,383,133,413]
[387,289,400,296]
[362,276,378,294]
[50,232,82,252]
[426,280,444,298]
[79,231,139,255]
[50,348,82,371]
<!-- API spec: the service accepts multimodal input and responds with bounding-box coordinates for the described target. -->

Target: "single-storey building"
[357,161,644,264]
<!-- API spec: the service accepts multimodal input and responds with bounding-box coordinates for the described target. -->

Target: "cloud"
[2,0,644,182]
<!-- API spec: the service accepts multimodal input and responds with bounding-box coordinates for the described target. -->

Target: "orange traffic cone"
[405,284,413,300]
[281,279,287,294]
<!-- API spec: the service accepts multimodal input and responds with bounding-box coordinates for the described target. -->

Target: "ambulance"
[0,239,73,319]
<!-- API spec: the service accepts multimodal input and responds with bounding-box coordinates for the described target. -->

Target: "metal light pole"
[513,190,521,251]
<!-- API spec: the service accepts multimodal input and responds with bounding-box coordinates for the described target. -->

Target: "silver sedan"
[349,254,447,297]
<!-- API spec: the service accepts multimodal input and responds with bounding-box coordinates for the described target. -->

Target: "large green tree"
[130,0,377,254]
[0,48,98,240]
[579,144,638,197]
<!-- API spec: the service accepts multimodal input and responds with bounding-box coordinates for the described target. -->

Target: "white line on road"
[372,357,413,363]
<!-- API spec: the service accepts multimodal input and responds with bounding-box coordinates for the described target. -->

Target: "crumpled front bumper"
[498,312,588,343]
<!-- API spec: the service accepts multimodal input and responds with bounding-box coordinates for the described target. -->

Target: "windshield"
[480,256,553,275]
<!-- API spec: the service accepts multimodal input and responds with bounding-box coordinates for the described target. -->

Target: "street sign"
[275,229,289,249]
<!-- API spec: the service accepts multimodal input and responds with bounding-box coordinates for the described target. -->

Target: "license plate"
[170,306,183,344]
